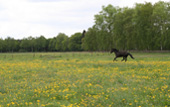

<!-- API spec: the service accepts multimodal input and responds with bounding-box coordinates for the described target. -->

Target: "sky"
[0,0,169,39]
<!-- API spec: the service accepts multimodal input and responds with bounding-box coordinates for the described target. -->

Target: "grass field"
[0,52,170,107]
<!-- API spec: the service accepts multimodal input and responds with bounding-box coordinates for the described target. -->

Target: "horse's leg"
[125,57,127,62]
[113,57,117,61]
[122,57,125,61]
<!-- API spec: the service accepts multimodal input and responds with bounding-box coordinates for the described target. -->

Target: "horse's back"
[120,51,128,54]
[116,51,128,57]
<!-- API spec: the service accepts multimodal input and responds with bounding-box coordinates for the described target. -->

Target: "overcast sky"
[0,0,169,39]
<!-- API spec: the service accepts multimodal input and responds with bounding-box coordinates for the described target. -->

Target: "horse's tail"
[128,53,134,59]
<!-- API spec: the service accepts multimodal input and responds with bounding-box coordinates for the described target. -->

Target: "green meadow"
[0,52,169,107]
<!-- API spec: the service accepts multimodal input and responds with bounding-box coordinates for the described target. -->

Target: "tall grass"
[0,52,169,106]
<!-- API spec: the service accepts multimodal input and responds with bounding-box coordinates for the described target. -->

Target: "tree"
[0,38,5,52]
[48,37,57,51]
[94,4,118,51]
[152,1,170,50]
[5,37,18,52]
[113,8,125,49]
[133,2,153,50]
[20,36,35,52]
[55,33,69,51]
[20,38,30,52]
[69,32,82,51]
[82,26,98,51]
[122,8,135,50]
[62,36,69,51]
[113,7,135,50]
[27,36,36,52]
[34,36,47,51]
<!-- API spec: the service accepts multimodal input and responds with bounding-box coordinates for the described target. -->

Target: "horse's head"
[110,48,119,53]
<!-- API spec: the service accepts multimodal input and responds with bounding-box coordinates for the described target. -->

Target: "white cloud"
[0,0,169,39]
[0,0,101,39]
[118,0,170,8]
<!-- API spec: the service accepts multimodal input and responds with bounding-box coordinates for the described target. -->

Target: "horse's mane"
[112,48,119,52]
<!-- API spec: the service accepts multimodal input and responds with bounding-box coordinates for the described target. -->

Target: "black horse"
[110,48,134,62]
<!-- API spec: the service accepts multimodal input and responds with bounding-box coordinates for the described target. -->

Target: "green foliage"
[55,33,69,51]
[82,1,170,51]
[5,37,19,52]
[94,4,117,50]
[68,33,82,51]
[0,38,5,52]
[152,1,170,50]
[134,2,154,50]
[48,37,57,51]
[82,27,98,51]
[20,36,35,52]
[35,36,47,52]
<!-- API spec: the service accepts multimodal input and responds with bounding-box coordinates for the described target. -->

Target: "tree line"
[0,32,83,52]
[1,1,170,52]
[83,1,170,51]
